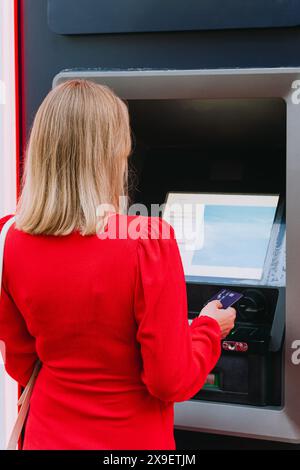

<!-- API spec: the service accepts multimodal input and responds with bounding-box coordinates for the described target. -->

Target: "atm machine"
[54,68,295,445]
[17,0,300,448]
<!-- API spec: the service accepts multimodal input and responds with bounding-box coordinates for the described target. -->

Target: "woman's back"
[0,213,222,449]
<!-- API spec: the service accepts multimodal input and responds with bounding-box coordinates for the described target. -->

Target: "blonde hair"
[16,79,131,235]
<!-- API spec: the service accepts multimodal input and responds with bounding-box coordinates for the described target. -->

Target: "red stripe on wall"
[14,0,20,199]
[14,0,24,450]
[16,0,27,199]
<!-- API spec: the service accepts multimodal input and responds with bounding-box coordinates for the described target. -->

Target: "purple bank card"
[208,289,243,309]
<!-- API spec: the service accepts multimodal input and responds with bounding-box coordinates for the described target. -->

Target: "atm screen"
[163,193,280,281]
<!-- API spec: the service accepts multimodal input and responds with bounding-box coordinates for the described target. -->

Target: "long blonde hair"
[16,79,131,235]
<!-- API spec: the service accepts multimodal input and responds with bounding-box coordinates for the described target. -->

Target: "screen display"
[163,193,279,280]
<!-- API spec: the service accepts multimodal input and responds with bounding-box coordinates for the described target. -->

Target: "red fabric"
[0,214,221,450]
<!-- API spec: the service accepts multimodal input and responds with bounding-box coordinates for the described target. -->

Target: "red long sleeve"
[134,217,221,403]
[0,216,39,387]
[0,283,38,387]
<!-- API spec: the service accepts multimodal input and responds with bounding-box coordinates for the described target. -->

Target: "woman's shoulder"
[130,215,182,283]
[116,214,175,242]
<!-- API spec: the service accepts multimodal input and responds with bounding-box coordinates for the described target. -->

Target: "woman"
[0,80,235,450]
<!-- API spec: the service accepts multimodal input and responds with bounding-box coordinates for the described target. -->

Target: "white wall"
[0,0,18,450]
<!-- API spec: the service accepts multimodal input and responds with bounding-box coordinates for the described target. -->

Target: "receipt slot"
[54,68,300,443]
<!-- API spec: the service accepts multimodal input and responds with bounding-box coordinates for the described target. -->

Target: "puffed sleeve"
[0,216,39,387]
[134,217,221,403]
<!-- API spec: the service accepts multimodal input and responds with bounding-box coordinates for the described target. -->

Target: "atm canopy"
[48,0,300,35]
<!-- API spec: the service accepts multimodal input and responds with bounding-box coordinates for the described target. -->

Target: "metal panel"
[48,0,300,35]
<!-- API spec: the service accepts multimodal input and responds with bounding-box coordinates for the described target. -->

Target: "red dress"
[0,213,221,450]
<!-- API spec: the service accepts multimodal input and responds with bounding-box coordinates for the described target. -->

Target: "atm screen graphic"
[164,193,280,281]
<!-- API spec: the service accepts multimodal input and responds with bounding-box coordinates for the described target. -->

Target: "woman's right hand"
[199,300,236,339]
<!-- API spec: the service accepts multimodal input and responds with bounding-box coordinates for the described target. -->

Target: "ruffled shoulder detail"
[139,216,174,241]
[0,214,15,234]
[135,217,178,285]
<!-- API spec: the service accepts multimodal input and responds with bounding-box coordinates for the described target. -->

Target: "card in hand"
[208,288,243,309]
